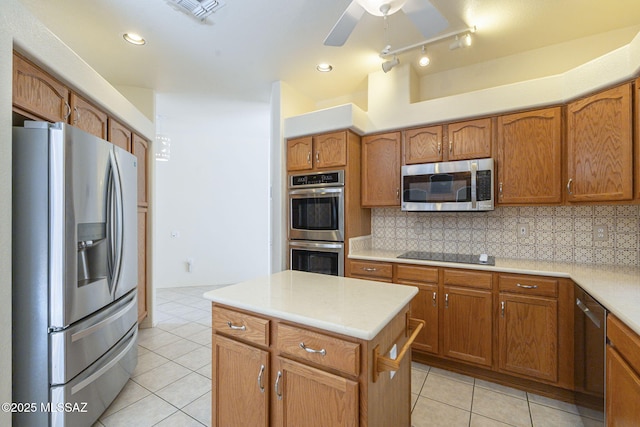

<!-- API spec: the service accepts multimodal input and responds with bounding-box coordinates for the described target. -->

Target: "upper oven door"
[289,186,345,241]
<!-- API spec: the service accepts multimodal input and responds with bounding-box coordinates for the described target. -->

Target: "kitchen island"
[203,270,420,427]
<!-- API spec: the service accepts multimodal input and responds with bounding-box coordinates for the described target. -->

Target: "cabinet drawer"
[443,269,492,290]
[277,324,360,376]
[499,274,558,297]
[349,260,393,282]
[396,264,438,284]
[212,306,270,346]
[608,314,640,374]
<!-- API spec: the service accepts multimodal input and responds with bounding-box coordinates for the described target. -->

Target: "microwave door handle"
[470,162,478,209]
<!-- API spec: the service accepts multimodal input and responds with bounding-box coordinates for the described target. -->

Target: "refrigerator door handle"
[107,150,124,296]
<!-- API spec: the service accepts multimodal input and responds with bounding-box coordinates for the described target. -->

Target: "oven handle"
[289,187,344,198]
[576,297,602,329]
[289,241,344,250]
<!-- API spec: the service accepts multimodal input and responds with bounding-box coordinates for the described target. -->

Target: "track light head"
[382,56,400,73]
[449,33,472,50]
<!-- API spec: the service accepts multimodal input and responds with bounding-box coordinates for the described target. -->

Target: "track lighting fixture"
[449,33,472,50]
[418,46,430,67]
[382,56,400,73]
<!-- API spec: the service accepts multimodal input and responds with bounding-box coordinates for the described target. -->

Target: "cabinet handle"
[307,152,311,164]
[566,178,573,195]
[449,140,453,153]
[499,182,503,197]
[275,371,283,400]
[362,267,377,272]
[501,301,505,317]
[64,102,71,120]
[299,342,326,356]
[257,364,265,393]
[316,151,320,163]
[432,291,437,307]
[226,321,246,331]
[516,283,538,289]
[445,293,449,308]
[73,106,80,125]
[437,141,441,155]
[396,188,400,200]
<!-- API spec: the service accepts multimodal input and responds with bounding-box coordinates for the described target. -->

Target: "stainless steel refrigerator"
[12,122,139,427]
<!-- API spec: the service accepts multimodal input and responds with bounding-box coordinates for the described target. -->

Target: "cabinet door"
[132,134,149,207]
[442,286,492,367]
[497,107,562,204]
[69,93,108,139]
[408,283,439,354]
[361,132,401,207]
[446,118,492,161]
[314,131,347,169]
[13,53,69,122]
[404,125,443,164]
[273,357,358,427]
[498,294,558,382]
[606,345,640,427]
[567,84,633,202]
[287,136,313,171]
[137,209,147,322]
[212,335,269,427]
[635,78,640,201]
[108,118,132,152]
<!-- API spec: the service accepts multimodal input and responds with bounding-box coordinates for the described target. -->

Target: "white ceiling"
[18,0,640,104]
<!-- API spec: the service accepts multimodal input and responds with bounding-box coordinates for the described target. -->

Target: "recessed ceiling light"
[123,33,146,45]
[316,63,333,72]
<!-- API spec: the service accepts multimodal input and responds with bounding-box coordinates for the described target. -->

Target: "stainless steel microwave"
[401,158,494,212]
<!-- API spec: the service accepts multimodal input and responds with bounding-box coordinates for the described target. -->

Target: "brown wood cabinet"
[446,118,492,161]
[635,78,640,201]
[497,107,563,205]
[395,265,439,355]
[69,93,108,139]
[566,84,633,202]
[498,274,559,382]
[12,53,70,122]
[606,315,640,427]
[108,118,133,151]
[441,269,493,367]
[361,132,401,207]
[286,131,347,171]
[403,125,443,164]
[348,260,393,282]
[132,134,149,207]
[211,303,413,427]
[137,209,148,323]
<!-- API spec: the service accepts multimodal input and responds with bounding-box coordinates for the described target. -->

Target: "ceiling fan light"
[356,0,406,16]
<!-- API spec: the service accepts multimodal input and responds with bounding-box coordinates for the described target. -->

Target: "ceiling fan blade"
[402,0,449,39]
[323,1,365,47]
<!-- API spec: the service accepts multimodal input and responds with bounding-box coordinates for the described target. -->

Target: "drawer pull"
[299,342,326,356]
[226,321,246,331]
[275,371,283,400]
[257,364,265,393]
[516,283,538,289]
[362,267,377,272]
[373,317,425,382]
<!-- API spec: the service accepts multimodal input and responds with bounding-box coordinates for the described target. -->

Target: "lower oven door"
[289,241,344,276]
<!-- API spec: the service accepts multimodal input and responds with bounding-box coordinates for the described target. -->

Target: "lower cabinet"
[606,314,640,426]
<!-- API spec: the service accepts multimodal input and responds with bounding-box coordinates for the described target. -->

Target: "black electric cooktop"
[397,251,495,266]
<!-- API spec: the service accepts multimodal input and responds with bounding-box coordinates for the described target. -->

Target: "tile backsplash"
[371,205,640,267]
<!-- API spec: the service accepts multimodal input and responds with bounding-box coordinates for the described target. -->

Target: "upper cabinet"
[446,118,492,161]
[108,118,133,152]
[69,93,108,140]
[13,53,70,123]
[497,107,563,205]
[566,84,633,202]
[636,78,640,201]
[403,125,443,164]
[132,134,149,207]
[287,131,347,172]
[361,132,401,207]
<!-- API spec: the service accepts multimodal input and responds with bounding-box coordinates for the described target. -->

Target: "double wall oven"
[288,170,345,276]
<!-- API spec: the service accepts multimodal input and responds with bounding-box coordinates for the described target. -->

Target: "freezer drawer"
[50,325,138,427]
[50,290,137,385]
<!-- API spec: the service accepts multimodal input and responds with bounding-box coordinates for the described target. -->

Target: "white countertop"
[203,270,418,341]
[349,248,640,336]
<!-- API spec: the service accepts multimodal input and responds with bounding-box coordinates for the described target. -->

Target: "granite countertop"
[348,247,640,336]
[202,270,418,341]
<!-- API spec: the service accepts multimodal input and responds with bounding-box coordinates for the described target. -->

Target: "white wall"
[154,93,271,287]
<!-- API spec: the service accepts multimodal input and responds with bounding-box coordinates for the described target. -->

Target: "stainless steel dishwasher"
[574,284,606,423]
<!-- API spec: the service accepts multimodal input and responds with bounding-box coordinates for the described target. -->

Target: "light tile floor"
[94,285,605,427]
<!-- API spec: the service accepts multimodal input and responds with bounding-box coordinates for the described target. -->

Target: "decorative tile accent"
[371,205,640,267]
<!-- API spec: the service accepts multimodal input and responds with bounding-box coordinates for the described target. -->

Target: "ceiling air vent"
[166,0,226,22]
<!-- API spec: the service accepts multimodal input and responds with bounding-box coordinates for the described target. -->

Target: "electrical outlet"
[594,224,609,242]
[517,223,529,238]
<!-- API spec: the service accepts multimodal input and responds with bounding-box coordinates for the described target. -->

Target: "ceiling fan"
[324,0,449,47]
